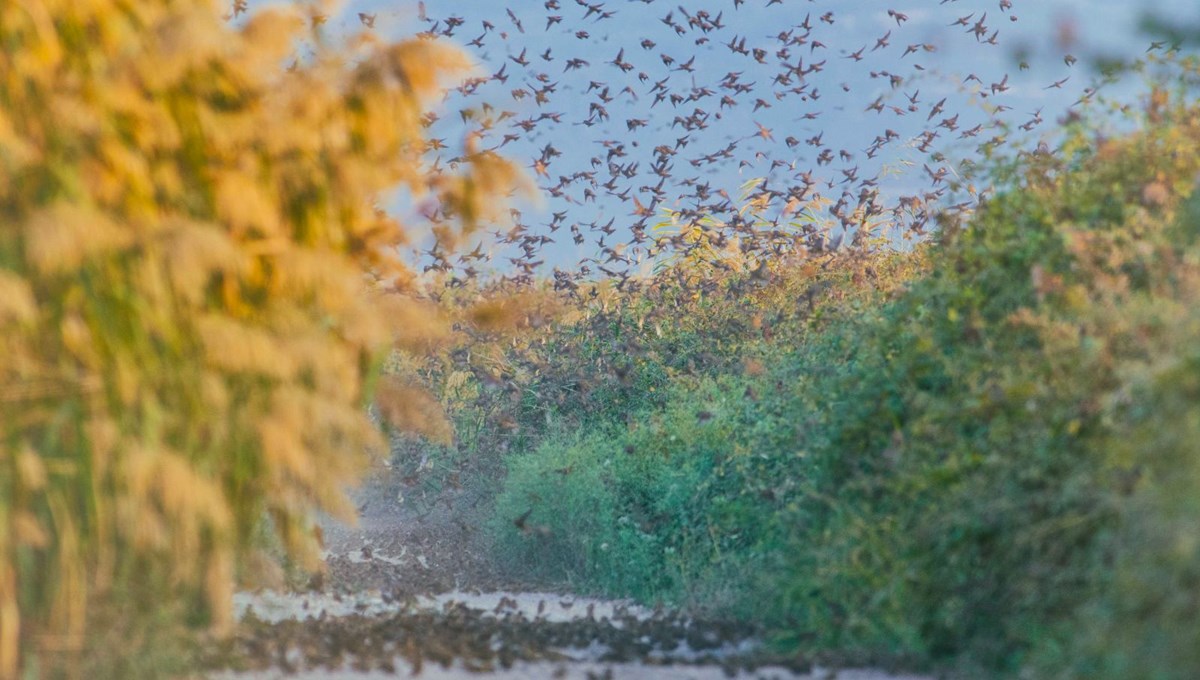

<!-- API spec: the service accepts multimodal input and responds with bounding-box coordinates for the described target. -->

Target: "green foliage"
[487,249,920,609]
[1042,351,1200,679]
[773,83,1200,674]
[484,69,1200,678]
[491,377,766,607]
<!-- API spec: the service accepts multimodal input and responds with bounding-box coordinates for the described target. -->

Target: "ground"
[204,466,931,680]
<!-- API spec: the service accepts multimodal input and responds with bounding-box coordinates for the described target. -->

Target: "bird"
[396,0,1085,291]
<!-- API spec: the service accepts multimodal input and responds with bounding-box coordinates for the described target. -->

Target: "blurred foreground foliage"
[0,0,523,675]
[402,59,1200,677]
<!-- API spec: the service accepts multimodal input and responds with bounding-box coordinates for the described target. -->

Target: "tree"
[0,0,522,673]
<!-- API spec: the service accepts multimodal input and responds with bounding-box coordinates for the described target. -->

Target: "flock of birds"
[321,0,1169,290]
[218,599,795,675]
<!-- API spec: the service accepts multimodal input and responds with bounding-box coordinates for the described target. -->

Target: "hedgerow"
[487,66,1200,678]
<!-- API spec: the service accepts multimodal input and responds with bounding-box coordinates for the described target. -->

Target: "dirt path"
[204,472,931,680]
[317,476,512,597]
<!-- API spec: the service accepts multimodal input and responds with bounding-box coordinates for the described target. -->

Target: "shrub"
[487,250,918,612]
[753,80,1200,673]
[486,69,1200,678]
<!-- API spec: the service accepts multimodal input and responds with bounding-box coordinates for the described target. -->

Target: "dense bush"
[385,246,883,504]
[485,247,923,607]
[487,73,1200,677]
[775,83,1200,675]
[491,376,764,605]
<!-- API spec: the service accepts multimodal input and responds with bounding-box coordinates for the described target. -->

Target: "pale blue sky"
[282,0,1196,274]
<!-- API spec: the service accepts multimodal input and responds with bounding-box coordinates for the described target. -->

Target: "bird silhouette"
[332,0,1159,293]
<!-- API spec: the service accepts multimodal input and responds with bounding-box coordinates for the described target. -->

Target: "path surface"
[205,473,930,680]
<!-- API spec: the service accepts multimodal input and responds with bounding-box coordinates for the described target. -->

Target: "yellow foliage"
[468,297,527,332]
[378,293,452,353]
[375,377,454,445]
[24,205,134,275]
[0,0,523,674]
[0,273,35,324]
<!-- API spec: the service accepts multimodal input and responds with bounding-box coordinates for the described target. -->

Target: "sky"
[245,0,1199,278]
